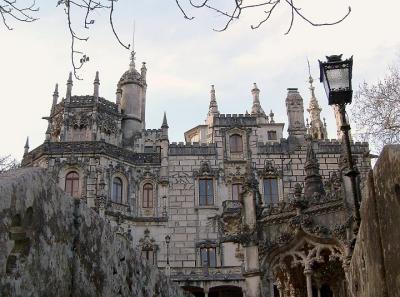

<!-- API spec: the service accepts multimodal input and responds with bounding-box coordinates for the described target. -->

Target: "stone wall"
[0,167,189,297]
[348,145,400,297]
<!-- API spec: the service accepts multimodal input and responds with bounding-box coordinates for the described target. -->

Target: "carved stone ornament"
[258,160,280,177]
[69,111,92,129]
[138,229,158,251]
[193,161,219,178]
[97,112,118,135]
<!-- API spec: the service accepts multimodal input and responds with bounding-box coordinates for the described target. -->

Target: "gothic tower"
[119,46,147,145]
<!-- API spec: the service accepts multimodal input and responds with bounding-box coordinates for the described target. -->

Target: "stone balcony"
[168,266,244,281]
[222,200,242,214]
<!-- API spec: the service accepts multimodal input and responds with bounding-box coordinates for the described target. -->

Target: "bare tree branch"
[0,0,38,30]
[0,155,19,173]
[177,0,351,33]
[352,64,400,153]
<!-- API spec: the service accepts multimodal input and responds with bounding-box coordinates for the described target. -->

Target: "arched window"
[229,134,243,153]
[65,171,79,198]
[112,177,123,203]
[143,183,153,208]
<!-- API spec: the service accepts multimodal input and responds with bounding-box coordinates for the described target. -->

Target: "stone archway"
[266,235,348,297]
[182,286,205,297]
[209,285,243,297]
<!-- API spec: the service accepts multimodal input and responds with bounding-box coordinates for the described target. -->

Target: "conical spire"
[208,85,219,116]
[66,72,73,101]
[304,140,325,197]
[93,71,100,98]
[24,137,29,155]
[251,83,266,116]
[161,111,169,129]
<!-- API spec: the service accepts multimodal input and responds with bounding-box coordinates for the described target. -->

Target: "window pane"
[230,134,243,153]
[206,180,214,205]
[65,172,79,198]
[208,248,216,267]
[270,179,279,204]
[143,184,153,208]
[201,248,208,266]
[264,178,279,205]
[199,180,206,206]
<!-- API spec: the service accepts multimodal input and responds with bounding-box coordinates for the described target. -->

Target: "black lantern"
[165,235,171,266]
[319,54,353,105]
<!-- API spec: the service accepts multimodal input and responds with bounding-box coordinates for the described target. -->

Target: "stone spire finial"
[116,84,122,106]
[269,110,275,123]
[251,83,266,116]
[208,85,219,116]
[161,111,169,129]
[304,140,325,198]
[93,71,100,98]
[24,137,29,155]
[66,72,73,101]
[306,61,327,140]
[51,83,59,114]
[141,62,147,81]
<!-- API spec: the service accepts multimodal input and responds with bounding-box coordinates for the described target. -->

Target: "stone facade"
[20,48,372,297]
[0,168,189,297]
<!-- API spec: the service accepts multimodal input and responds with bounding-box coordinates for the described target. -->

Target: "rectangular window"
[199,179,214,206]
[267,131,277,140]
[231,183,242,201]
[200,247,217,268]
[263,178,279,205]
[141,249,155,265]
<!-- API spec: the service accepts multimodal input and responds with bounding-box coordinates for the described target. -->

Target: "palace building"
[22,47,371,297]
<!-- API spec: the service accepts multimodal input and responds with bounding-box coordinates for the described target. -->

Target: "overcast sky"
[1,0,399,159]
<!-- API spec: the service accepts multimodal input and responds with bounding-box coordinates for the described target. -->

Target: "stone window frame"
[196,240,219,268]
[224,127,249,161]
[59,166,84,199]
[138,179,158,216]
[193,162,219,208]
[226,175,245,202]
[110,173,129,205]
[267,130,278,141]
[258,160,283,206]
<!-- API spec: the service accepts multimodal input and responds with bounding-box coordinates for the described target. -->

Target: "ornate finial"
[51,83,59,114]
[161,111,169,129]
[307,58,313,85]
[141,62,147,80]
[269,110,275,123]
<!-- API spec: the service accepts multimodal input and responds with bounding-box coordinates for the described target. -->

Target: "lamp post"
[319,54,361,233]
[165,235,171,276]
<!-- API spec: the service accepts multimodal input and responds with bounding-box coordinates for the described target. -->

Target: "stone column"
[304,267,313,297]
[242,188,261,297]
[204,286,209,297]
[269,277,275,297]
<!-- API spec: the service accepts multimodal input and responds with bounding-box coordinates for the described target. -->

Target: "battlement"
[143,129,163,137]
[169,142,217,156]
[214,113,257,127]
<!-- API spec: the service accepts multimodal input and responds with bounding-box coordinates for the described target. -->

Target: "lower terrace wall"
[0,167,189,297]
[348,145,400,297]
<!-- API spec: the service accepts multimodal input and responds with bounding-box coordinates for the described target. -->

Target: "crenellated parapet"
[168,142,217,156]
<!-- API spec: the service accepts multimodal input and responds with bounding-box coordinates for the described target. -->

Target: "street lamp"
[319,54,361,232]
[165,235,171,266]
